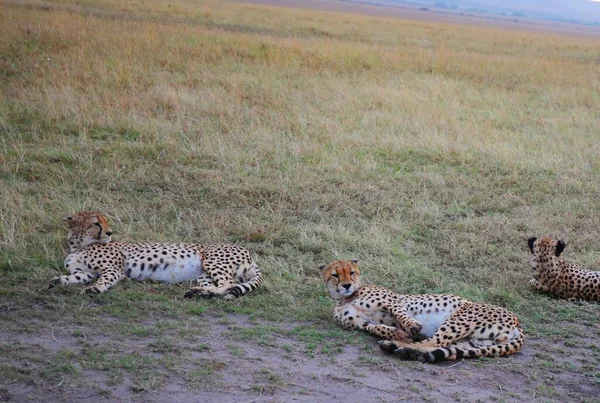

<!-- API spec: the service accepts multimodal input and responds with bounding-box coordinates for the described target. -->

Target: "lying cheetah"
[48,211,262,299]
[528,236,600,301]
[321,260,524,363]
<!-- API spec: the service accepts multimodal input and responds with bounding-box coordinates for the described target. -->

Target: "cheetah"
[321,260,524,363]
[528,236,600,302]
[48,211,263,299]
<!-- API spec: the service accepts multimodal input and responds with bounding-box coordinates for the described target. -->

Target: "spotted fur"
[321,260,524,363]
[528,236,600,302]
[48,211,262,299]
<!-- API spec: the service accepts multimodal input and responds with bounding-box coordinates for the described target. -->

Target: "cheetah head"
[65,211,112,253]
[528,236,566,272]
[320,260,361,300]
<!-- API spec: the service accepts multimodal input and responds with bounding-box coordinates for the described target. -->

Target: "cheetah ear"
[555,240,566,257]
[527,237,537,253]
[350,259,359,264]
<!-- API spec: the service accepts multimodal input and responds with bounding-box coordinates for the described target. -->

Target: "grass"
[1,0,600,400]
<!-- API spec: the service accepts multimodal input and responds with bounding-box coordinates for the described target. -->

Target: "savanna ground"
[1,0,600,401]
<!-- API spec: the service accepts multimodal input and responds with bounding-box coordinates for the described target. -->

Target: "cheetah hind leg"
[379,309,476,357]
[195,272,215,288]
[183,280,231,299]
[378,342,459,363]
[184,285,220,299]
[183,272,219,299]
[84,268,124,294]
[183,263,234,299]
[184,262,263,301]
[365,324,412,343]
[381,328,525,363]
[220,262,263,300]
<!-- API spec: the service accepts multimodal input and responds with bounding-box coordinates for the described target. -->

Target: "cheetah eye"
[350,271,356,276]
[331,273,339,279]
[94,222,102,228]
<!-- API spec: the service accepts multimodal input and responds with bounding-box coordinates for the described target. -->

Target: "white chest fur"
[409,309,455,338]
[64,252,89,274]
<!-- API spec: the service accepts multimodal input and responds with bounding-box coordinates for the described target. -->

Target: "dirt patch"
[2,314,599,402]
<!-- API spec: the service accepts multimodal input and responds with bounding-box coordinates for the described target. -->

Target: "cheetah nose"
[342,283,352,290]
[106,231,113,236]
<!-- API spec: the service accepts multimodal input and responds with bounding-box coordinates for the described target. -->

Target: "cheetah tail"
[423,328,525,363]
[225,263,263,299]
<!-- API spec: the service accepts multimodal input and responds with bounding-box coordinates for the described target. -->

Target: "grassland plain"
[0,0,600,401]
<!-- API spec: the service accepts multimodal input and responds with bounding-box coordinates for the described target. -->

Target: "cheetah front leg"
[365,324,412,342]
[529,278,568,299]
[337,307,411,342]
[380,304,477,356]
[195,272,215,288]
[49,257,99,289]
[388,304,423,338]
[48,269,99,289]
[529,278,548,292]
[85,267,125,294]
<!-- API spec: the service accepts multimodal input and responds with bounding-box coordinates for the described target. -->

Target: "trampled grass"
[1,0,600,399]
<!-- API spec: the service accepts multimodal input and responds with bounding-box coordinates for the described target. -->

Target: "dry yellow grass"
[2,1,599,166]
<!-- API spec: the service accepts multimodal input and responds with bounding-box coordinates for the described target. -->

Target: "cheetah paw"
[566,297,586,305]
[394,347,434,363]
[223,293,237,301]
[85,286,102,294]
[407,323,423,337]
[393,329,412,343]
[379,340,397,353]
[393,347,422,361]
[48,277,61,289]
[184,288,216,299]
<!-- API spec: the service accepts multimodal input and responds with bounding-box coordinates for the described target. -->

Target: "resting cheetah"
[321,260,524,363]
[48,211,263,299]
[528,236,600,301]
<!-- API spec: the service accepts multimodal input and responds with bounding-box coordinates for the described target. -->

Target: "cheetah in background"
[528,236,600,302]
[48,211,262,299]
[321,260,524,363]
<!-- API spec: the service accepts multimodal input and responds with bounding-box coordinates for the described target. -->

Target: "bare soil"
[2,313,599,402]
